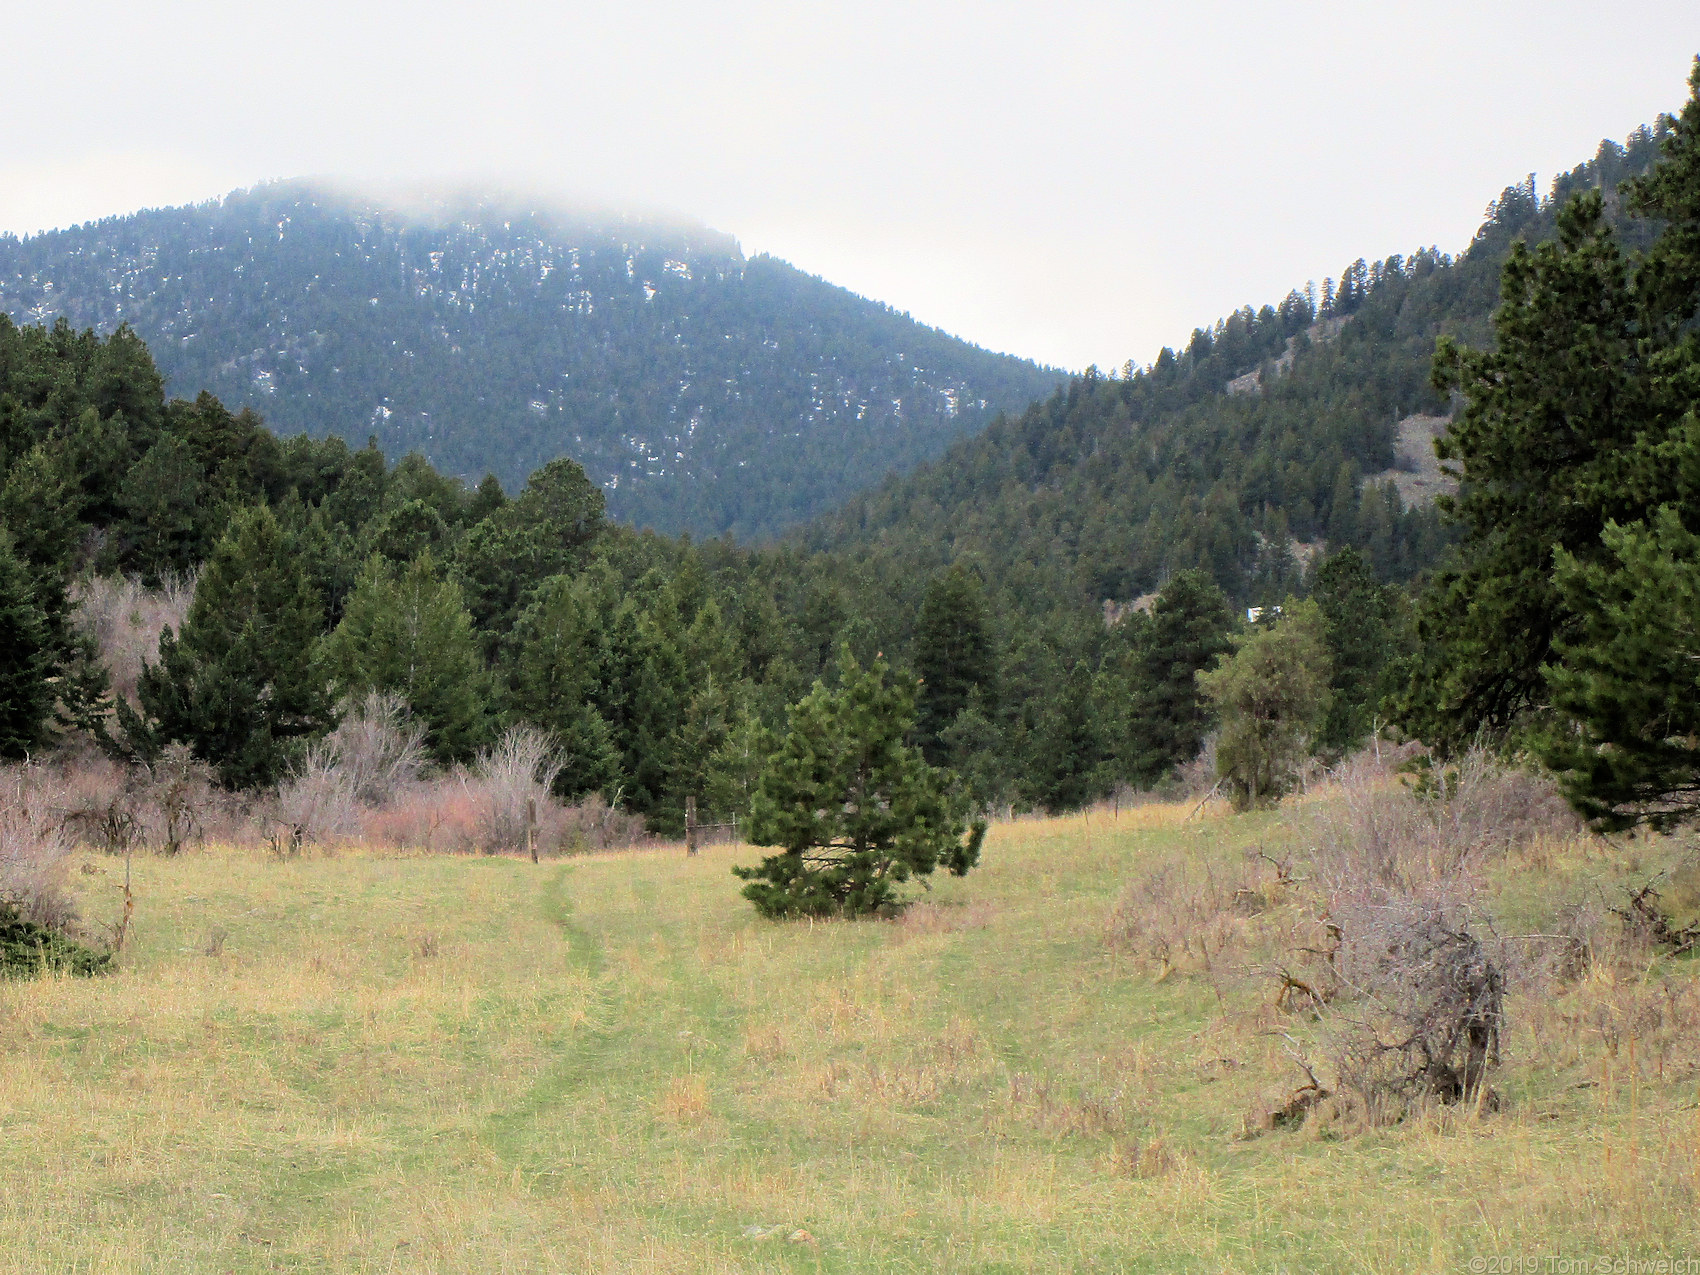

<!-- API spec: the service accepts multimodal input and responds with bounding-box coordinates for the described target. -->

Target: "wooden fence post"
[526,797,538,863]
[685,795,698,856]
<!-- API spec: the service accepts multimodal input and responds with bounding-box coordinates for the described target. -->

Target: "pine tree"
[1399,188,1644,748]
[1310,547,1399,751]
[1117,570,1236,783]
[457,456,605,635]
[321,555,488,764]
[0,533,53,758]
[913,565,995,764]
[1028,660,1106,812]
[1404,59,1700,761]
[1534,61,1700,827]
[735,648,983,918]
[1542,511,1700,829]
[508,573,621,799]
[117,433,205,579]
[134,505,331,788]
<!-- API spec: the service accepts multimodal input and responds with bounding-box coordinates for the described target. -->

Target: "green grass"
[0,803,1694,1272]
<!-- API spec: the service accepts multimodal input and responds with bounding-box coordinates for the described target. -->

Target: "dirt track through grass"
[0,808,1693,1272]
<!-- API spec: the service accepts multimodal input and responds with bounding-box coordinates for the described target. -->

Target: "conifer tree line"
[0,311,1400,825]
[2,65,1697,833]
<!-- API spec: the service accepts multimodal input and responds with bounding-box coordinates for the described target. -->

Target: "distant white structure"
[1246,605,1284,624]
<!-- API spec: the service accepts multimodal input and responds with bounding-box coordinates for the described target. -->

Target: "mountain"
[0,183,1061,539]
[804,124,1671,614]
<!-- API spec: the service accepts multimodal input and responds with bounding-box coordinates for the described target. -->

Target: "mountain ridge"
[0,180,1062,539]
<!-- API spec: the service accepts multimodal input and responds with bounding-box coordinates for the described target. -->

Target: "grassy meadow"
[3,796,1697,1273]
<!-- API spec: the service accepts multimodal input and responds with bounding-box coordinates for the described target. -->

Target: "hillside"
[806,126,1670,612]
[0,184,1060,539]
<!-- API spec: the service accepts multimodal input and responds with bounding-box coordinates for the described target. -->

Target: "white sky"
[2,2,1694,371]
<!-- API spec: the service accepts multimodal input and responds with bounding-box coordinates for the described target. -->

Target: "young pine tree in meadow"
[736,648,984,919]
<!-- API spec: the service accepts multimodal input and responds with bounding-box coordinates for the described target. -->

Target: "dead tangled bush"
[1264,746,1561,1123]
[1325,899,1505,1118]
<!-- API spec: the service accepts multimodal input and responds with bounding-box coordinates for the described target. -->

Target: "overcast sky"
[2,3,1694,370]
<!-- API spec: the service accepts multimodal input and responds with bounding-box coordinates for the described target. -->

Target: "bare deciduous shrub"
[56,753,143,854]
[1270,746,1565,1123]
[1609,875,1700,956]
[52,748,237,856]
[274,694,428,847]
[1580,981,1700,1074]
[1309,746,1577,894]
[541,791,651,854]
[471,726,563,853]
[274,743,359,847]
[0,766,78,933]
[358,785,482,854]
[72,572,195,705]
[142,745,224,854]
[323,693,428,805]
[1173,734,1219,800]
[1505,898,1606,990]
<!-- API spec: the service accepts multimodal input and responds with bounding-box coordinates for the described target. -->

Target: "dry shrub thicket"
[1106,742,1700,1134]
[1291,748,1580,1120]
[28,577,659,860]
[56,746,240,856]
[35,720,648,861]
[276,707,651,855]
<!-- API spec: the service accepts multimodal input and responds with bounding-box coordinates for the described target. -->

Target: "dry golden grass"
[0,800,1691,1271]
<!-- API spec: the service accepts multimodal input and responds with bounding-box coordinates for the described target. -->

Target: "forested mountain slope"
[807,126,1670,613]
[0,184,1060,539]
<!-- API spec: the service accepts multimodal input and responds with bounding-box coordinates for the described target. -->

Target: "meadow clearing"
[2,786,1696,1274]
